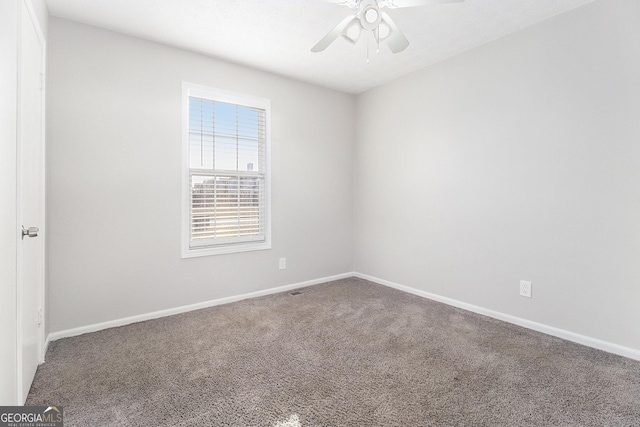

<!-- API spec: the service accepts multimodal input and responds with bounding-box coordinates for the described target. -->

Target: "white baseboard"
[355,272,640,362]
[47,271,640,362]
[42,335,50,363]
[47,272,355,342]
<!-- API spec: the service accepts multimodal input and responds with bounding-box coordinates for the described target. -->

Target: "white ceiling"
[45,0,594,94]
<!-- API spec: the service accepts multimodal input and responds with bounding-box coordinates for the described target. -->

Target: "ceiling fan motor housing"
[359,0,382,31]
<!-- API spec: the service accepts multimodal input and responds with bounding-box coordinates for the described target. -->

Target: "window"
[182,83,271,257]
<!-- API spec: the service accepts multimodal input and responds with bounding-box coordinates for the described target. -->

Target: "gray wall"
[354,0,640,351]
[47,18,355,333]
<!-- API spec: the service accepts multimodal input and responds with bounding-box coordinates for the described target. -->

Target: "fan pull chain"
[366,35,370,64]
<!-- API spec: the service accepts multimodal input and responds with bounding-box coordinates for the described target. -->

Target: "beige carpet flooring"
[27,277,640,426]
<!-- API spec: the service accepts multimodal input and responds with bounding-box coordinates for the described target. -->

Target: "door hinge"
[39,73,44,91]
[38,307,43,326]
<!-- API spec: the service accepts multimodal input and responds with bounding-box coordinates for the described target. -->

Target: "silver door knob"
[21,226,39,239]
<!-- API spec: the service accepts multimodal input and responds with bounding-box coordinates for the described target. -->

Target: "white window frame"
[181,82,271,258]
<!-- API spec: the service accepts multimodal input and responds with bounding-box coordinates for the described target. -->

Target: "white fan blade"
[312,16,360,52]
[380,12,409,53]
[386,0,464,8]
[324,0,358,8]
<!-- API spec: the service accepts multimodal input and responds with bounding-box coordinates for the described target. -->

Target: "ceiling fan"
[312,0,465,55]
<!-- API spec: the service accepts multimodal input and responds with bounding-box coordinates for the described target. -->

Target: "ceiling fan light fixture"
[341,21,362,44]
[377,21,392,41]
[359,1,381,31]
[365,8,379,24]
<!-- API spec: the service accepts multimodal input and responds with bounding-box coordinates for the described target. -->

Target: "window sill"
[181,241,271,258]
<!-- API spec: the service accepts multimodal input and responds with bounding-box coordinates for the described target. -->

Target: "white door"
[17,0,45,404]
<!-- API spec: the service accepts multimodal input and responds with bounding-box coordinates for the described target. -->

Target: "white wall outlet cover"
[520,280,532,298]
[279,258,286,270]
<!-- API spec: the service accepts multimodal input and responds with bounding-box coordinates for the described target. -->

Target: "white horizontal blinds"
[189,96,266,247]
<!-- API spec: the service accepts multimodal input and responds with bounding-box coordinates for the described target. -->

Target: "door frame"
[15,0,46,403]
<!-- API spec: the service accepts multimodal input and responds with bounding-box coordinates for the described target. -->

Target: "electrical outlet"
[279,257,286,270]
[520,280,532,298]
